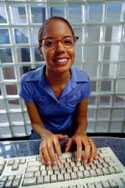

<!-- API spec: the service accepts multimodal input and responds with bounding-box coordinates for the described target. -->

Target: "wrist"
[40,127,52,139]
[75,128,87,136]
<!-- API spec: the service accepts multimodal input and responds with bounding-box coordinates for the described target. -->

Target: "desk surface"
[0,137,125,166]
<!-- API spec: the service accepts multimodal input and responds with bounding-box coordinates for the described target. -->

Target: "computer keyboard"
[0,147,125,188]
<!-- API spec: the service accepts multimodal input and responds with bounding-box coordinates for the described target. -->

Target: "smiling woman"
[19,16,97,166]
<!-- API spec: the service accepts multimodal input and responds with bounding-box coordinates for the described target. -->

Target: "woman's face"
[40,19,75,74]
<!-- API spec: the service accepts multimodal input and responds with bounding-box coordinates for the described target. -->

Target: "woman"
[19,16,97,166]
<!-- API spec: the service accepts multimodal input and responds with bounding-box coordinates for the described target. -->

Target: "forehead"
[43,19,73,38]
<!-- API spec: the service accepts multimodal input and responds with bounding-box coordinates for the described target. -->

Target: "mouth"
[53,58,70,65]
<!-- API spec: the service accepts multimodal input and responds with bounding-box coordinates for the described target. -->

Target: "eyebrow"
[43,35,73,40]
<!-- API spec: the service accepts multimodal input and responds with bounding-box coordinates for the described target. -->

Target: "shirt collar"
[24,64,45,82]
[24,64,89,83]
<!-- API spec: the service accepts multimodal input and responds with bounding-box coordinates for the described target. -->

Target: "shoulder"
[20,64,44,83]
[71,66,90,83]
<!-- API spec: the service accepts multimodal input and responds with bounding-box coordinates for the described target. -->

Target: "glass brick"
[116,79,125,93]
[50,7,64,17]
[68,4,82,24]
[14,28,29,43]
[0,4,8,24]
[16,48,30,62]
[31,6,45,23]
[6,84,17,95]
[100,80,112,92]
[99,96,110,106]
[0,29,10,44]
[3,67,15,79]
[113,95,125,107]
[9,112,24,122]
[0,48,13,63]
[105,2,121,23]
[104,25,122,42]
[84,46,99,62]
[31,27,40,45]
[85,3,103,23]
[111,109,125,120]
[7,99,20,110]
[85,26,100,43]
[97,109,110,120]
[10,5,27,25]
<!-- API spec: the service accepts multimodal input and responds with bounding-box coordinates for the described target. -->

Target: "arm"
[25,102,51,138]
[25,102,67,166]
[65,98,97,163]
[74,98,88,135]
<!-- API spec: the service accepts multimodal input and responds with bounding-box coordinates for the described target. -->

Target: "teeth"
[55,58,68,64]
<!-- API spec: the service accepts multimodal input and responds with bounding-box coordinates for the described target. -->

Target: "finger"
[47,140,57,165]
[39,143,46,164]
[40,143,51,166]
[65,138,72,152]
[76,139,82,161]
[40,152,46,165]
[88,138,97,162]
[83,142,91,164]
[53,136,62,158]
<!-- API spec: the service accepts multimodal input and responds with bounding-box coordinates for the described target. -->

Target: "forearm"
[75,117,88,135]
[31,122,52,139]
[25,102,53,139]
[74,99,89,135]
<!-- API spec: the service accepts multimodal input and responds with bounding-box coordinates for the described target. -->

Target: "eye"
[44,40,54,48]
[63,38,74,46]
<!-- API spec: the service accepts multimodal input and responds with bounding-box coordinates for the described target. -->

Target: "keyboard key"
[4,179,13,188]
[95,182,103,188]
[37,176,44,184]
[0,181,5,188]
[23,177,36,186]
[90,169,97,176]
[57,174,64,181]
[102,180,110,188]
[64,173,71,181]
[44,175,50,183]
[96,168,103,176]
[12,178,21,188]
[12,163,19,171]
[24,172,34,178]
[84,170,90,177]
[70,172,77,180]
[77,171,84,179]
[87,183,95,188]
[50,174,57,182]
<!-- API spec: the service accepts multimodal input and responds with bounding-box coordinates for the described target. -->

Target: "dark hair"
[38,16,76,50]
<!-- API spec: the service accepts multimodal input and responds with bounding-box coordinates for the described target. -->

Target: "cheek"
[41,48,52,62]
[69,48,75,61]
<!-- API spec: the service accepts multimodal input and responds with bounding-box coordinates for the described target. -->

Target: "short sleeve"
[80,75,91,100]
[84,78,91,98]
[19,77,33,102]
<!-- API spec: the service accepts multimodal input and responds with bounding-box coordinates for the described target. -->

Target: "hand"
[39,131,68,166]
[65,133,97,163]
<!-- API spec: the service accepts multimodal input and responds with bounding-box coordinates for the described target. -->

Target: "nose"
[55,41,65,53]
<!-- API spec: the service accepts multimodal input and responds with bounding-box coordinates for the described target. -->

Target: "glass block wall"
[0,0,125,138]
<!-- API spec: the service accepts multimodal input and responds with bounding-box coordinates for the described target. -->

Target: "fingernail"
[77,158,81,161]
[84,160,87,164]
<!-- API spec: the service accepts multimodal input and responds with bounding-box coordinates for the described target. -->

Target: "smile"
[54,58,69,65]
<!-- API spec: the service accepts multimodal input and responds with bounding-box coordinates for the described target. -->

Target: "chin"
[53,64,72,73]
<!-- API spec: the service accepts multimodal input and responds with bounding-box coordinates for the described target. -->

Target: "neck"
[45,69,71,86]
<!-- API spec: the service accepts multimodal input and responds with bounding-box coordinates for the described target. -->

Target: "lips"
[53,57,69,65]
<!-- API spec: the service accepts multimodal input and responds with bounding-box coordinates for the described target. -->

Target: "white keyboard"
[0,147,125,188]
